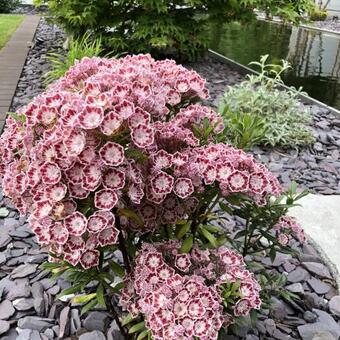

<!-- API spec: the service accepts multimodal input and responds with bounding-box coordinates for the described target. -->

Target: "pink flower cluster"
[274,216,305,245]
[120,242,261,339]
[0,54,282,269]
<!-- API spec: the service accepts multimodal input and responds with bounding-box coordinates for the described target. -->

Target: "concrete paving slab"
[290,194,340,288]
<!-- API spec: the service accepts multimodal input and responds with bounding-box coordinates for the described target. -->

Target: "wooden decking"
[0,15,40,131]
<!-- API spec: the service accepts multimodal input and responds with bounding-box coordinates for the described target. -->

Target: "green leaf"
[219,201,233,214]
[203,224,221,233]
[250,309,258,327]
[72,293,97,304]
[0,208,9,218]
[111,281,124,293]
[96,284,106,307]
[129,321,145,334]
[122,313,135,326]
[109,260,125,278]
[290,181,297,195]
[7,112,26,123]
[57,283,83,299]
[80,298,98,316]
[180,235,193,253]
[216,235,228,246]
[40,262,62,271]
[176,222,191,239]
[137,329,150,340]
[199,226,218,248]
[269,247,277,263]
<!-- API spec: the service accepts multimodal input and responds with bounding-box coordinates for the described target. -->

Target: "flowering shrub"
[120,242,261,339]
[0,54,306,338]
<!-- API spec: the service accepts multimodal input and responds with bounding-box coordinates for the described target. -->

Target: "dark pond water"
[208,20,340,110]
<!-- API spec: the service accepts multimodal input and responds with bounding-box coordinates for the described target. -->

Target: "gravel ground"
[1,18,340,340]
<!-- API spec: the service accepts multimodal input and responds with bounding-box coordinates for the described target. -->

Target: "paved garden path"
[0,15,40,131]
[290,194,340,288]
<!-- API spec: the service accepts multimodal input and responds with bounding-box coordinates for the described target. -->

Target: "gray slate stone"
[107,320,125,340]
[13,298,34,311]
[59,306,70,338]
[11,264,37,279]
[298,309,340,340]
[17,316,55,332]
[79,331,106,340]
[303,311,318,323]
[70,308,81,334]
[287,267,310,283]
[83,311,109,332]
[329,295,340,317]
[264,319,276,336]
[304,292,327,310]
[17,329,42,340]
[312,331,337,340]
[0,300,15,320]
[7,279,31,300]
[0,320,10,335]
[31,282,44,316]
[0,252,7,265]
[307,278,331,295]
[302,262,332,279]
[43,328,54,339]
[286,283,304,294]
[0,235,11,249]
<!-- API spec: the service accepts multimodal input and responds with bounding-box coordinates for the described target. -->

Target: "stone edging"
[257,17,340,36]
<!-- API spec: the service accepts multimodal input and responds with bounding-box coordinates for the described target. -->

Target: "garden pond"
[208,20,340,110]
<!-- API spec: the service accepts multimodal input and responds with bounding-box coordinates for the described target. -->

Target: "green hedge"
[36,0,315,60]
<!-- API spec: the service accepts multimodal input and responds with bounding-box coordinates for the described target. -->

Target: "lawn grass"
[0,14,25,50]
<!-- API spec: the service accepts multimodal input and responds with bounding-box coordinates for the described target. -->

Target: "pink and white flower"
[249,172,268,194]
[64,211,87,236]
[114,100,135,119]
[36,105,58,125]
[216,163,234,183]
[45,183,67,202]
[175,254,191,272]
[128,182,144,204]
[99,142,125,166]
[64,130,86,156]
[102,168,126,190]
[173,178,194,199]
[94,188,118,210]
[64,250,81,266]
[150,171,174,195]
[50,222,69,245]
[87,214,107,233]
[100,111,123,136]
[80,249,100,269]
[40,162,61,185]
[128,107,150,129]
[78,105,104,129]
[131,124,154,148]
[152,150,173,170]
[32,200,53,220]
[228,171,249,192]
[98,227,120,246]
